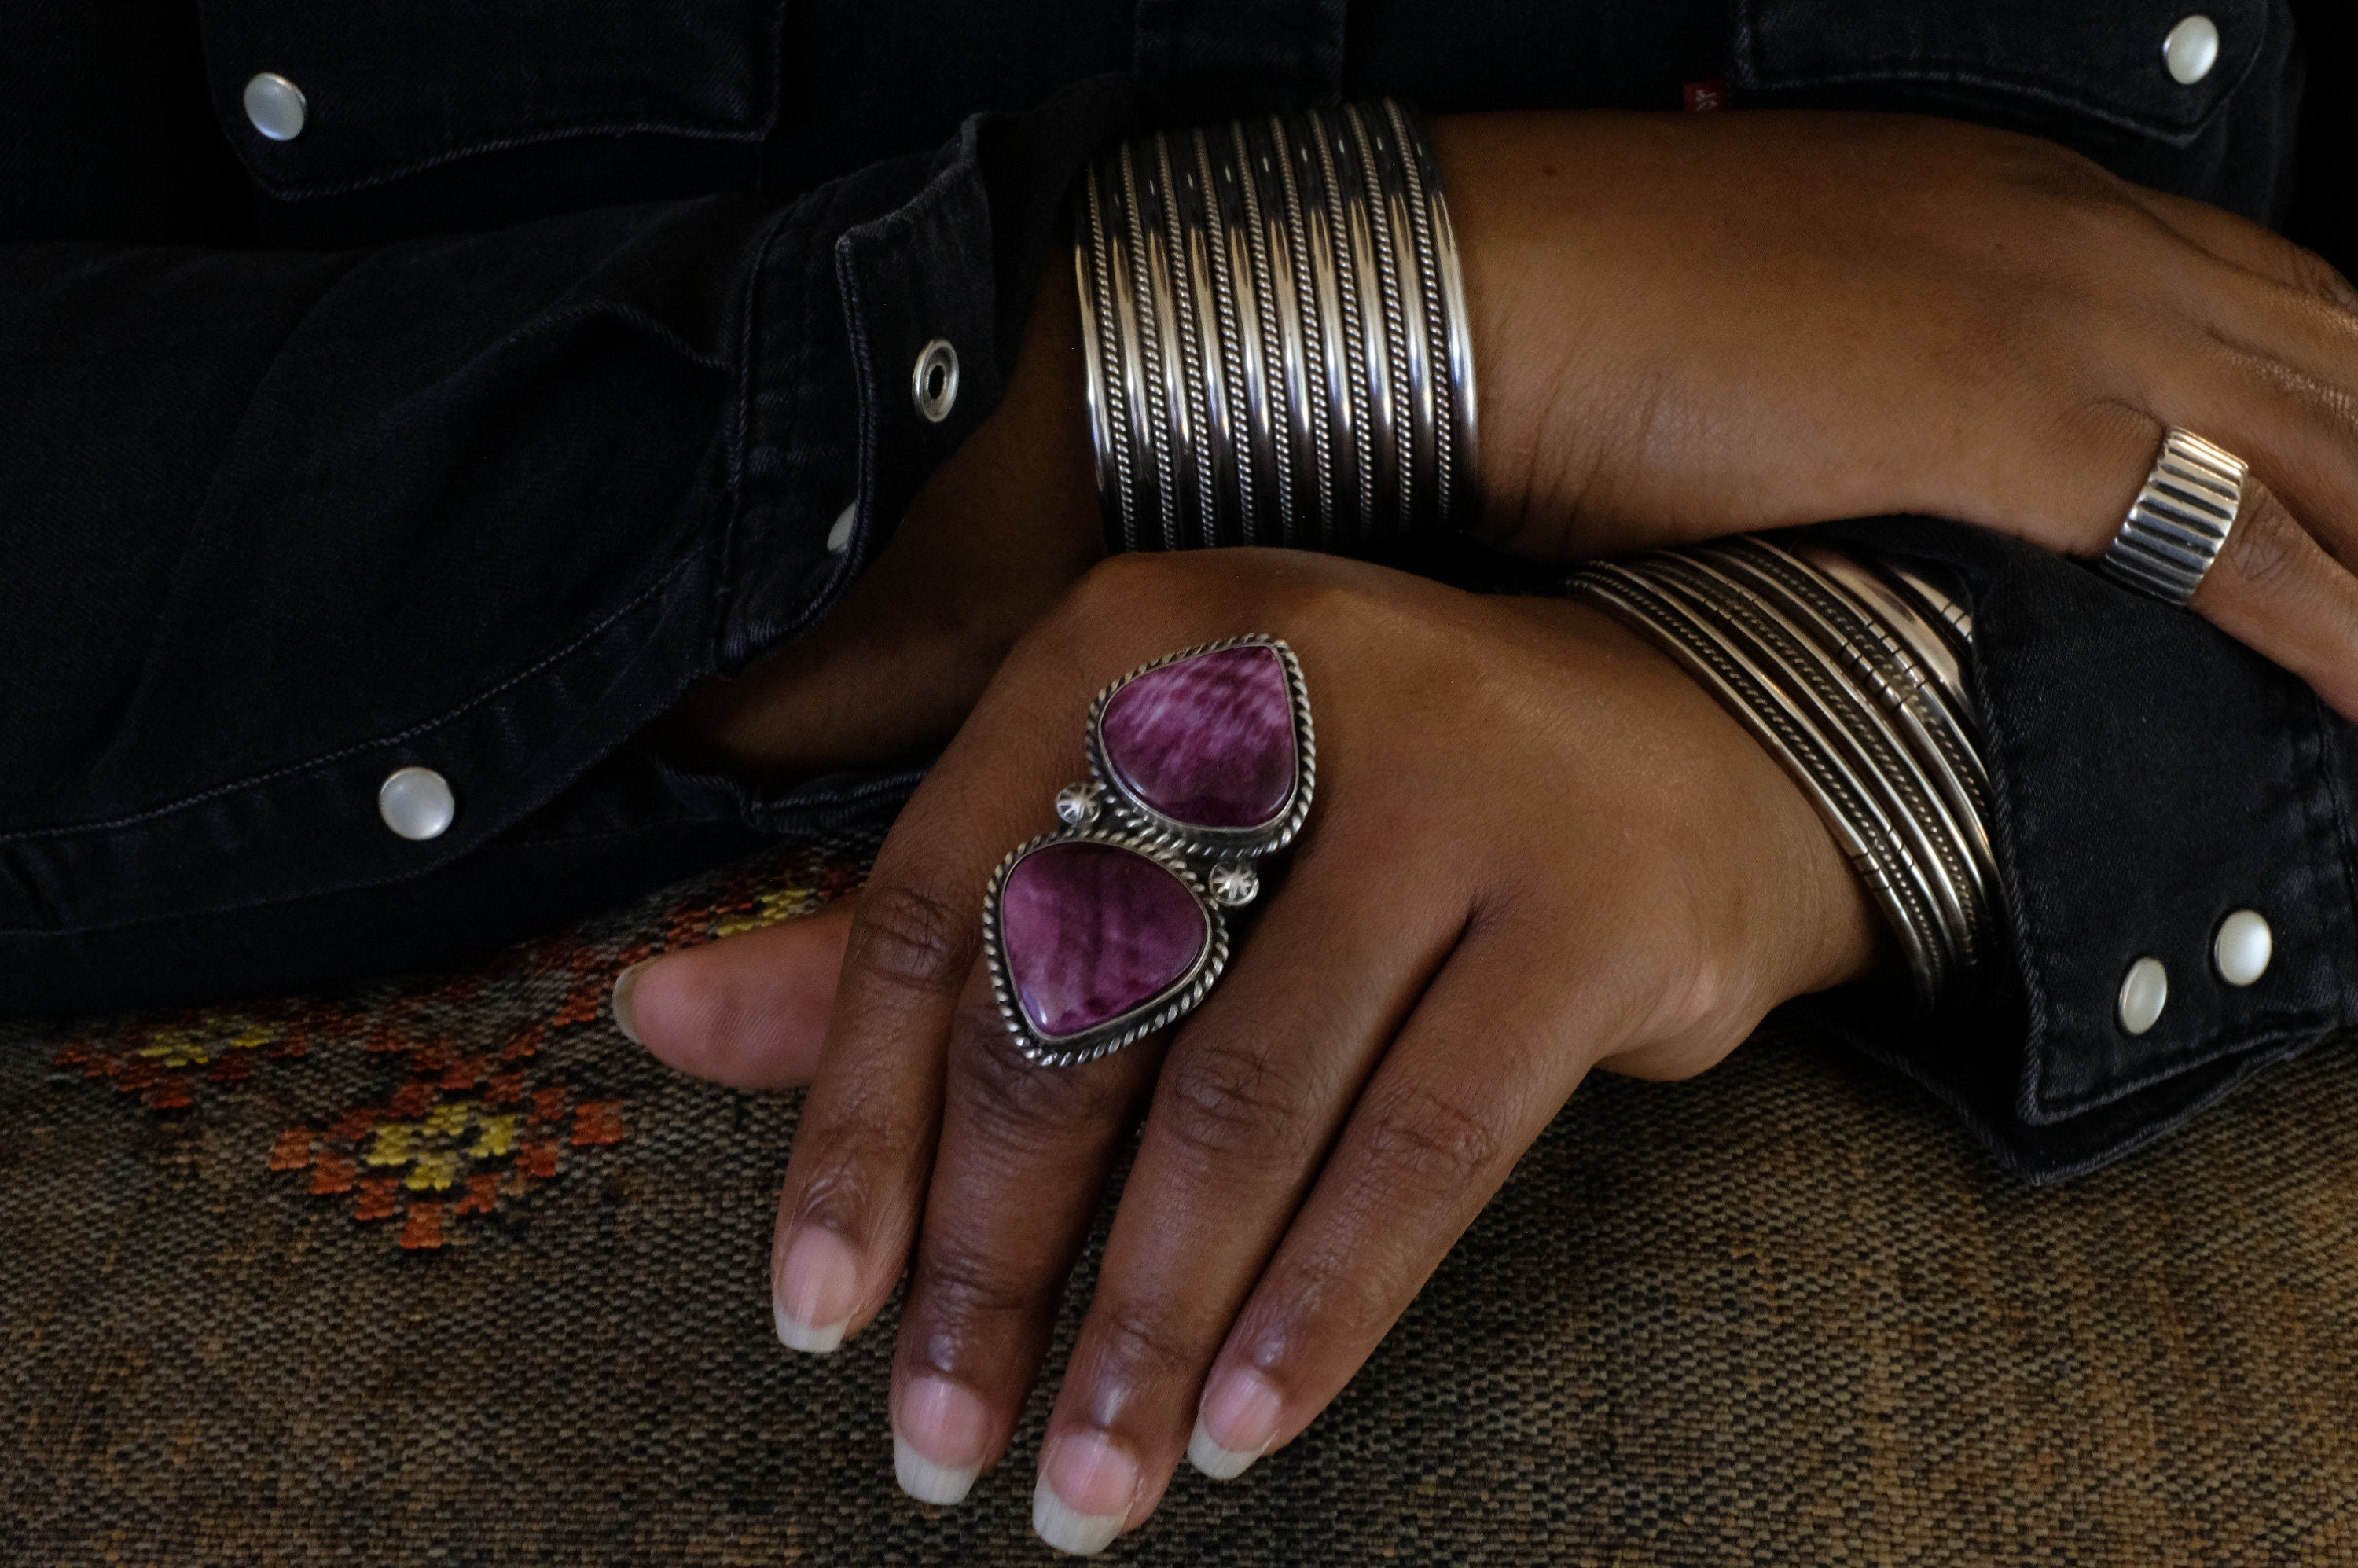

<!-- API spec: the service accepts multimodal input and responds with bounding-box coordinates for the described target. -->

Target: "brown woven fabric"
[3,837,2355,1565]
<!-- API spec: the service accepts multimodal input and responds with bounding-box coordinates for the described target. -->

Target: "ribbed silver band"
[1073,101,1479,555]
[2098,428,2248,607]
[1567,539,2000,1011]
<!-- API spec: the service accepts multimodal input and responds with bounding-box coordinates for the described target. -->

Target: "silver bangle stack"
[1568,538,2003,1009]
[1071,100,1480,554]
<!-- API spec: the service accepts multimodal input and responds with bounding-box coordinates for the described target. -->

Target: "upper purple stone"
[1099,644,1298,830]
[1000,840,1210,1038]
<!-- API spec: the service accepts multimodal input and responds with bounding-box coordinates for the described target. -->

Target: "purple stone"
[1100,645,1297,829]
[1001,841,1210,1037]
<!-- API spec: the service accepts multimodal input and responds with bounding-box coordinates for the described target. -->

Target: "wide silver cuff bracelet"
[1073,101,1478,555]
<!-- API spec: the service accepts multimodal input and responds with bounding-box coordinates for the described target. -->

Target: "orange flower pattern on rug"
[49,837,870,1250]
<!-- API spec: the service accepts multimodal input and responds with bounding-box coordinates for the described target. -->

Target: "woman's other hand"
[1439,109,2358,715]
[722,548,1875,1552]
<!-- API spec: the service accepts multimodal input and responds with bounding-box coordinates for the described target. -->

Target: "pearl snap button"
[912,339,959,423]
[826,501,857,553]
[2164,15,2220,85]
[2117,957,2169,1035]
[378,766,455,842]
[242,72,308,141]
[2213,909,2272,986]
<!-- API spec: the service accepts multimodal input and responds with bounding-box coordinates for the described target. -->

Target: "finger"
[2046,404,2358,723]
[887,961,1165,1517]
[1189,931,1655,1485]
[768,686,1079,1356]
[2130,187,2358,317]
[613,894,858,1091]
[2174,337,2358,571]
[1027,842,1471,1548]
[2125,197,2358,545]
[2186,476,2358,721]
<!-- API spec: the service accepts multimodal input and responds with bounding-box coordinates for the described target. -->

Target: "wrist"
[1509,593,1890,1002]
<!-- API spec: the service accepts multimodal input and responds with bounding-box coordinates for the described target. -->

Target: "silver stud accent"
[912,339,959,423]
[242,72,308,141]
[2213,909,2272,986]
[825,501,857,553]
[2117,957,2169,1035]
[378,766,455,842]
[1208,862,1259,907]
[2164,14,2220,86]
[1054,783,1101,827]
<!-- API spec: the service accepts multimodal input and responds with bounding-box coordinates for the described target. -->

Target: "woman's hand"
[1438,109,2358,715]
[716,549,1875,1552]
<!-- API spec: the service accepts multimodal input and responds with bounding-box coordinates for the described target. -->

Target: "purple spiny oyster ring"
[982,635,1315,1067]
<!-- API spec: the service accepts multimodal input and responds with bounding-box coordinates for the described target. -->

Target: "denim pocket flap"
[200,0,786,199]
[1731,0,2267,145]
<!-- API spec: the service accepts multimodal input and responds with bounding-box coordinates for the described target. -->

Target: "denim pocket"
[199,0,787,199]
[1731,0,2268,147]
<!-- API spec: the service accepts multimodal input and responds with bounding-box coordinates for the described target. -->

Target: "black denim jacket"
[0,0,2341,1181]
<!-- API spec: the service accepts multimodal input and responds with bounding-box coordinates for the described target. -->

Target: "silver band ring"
[2098,428,2250,607]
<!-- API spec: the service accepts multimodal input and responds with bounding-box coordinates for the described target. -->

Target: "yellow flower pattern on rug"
[48,838,869,1250]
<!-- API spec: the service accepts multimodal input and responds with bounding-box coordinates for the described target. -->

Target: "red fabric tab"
[1683,77,1729,112]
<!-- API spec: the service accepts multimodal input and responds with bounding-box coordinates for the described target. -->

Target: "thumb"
[612,893,859,1090]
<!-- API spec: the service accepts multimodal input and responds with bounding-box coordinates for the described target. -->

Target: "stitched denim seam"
[222,0,792,201]
[2312,695,2358,1021]
[1730,2,2265,147]
[0,553,698,845]
[714,199,798,663]
[1965,558,2065,1122]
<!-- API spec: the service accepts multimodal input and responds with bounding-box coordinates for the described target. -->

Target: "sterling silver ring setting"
[982,636,1315,1068]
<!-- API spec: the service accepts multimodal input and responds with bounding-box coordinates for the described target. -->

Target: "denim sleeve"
[1705,0,2349,1181]
[0,84,1129,1016]
[1778,520,2358,1184]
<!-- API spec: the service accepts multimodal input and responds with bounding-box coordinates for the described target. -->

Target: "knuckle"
[795,1097,927,1217]
[2289,243,2358,315]
[949,1006,1127,1147]
[846,879,977,996]
[2223,486,2305,594]
[913,1243,1042,1333]
[1045,547,1368,648]
[1084,1298,1200,1387]
[1155,1040,1312,1167]
[1354,1079,1506,1192]
[1052,553,1192,637]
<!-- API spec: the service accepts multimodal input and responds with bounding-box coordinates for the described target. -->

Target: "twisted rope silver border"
[982,828,1232,1068]
[983,635,1315,1067]
[1084,634,1317,861]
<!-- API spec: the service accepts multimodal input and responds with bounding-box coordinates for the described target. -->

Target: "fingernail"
[894,1374,990,1506]
[1188,1367,1282,1481]
[773,1225,860,1353]
[610,960,653,1045]
[1031,1430,1139,1556]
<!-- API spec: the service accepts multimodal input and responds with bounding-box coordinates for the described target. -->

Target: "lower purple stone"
[1100,644,1297,829]
[1001,841,1210,1038]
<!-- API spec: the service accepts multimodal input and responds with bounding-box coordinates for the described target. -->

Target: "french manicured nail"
[610,960,653,1045]
[894,1374,990,1506]
[1031,1430,1140,1556]
[773,1225,859,1353]
[1188,1368,1282,1481]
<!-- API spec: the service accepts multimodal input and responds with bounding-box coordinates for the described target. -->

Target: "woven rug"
[2,835,2354,1566]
